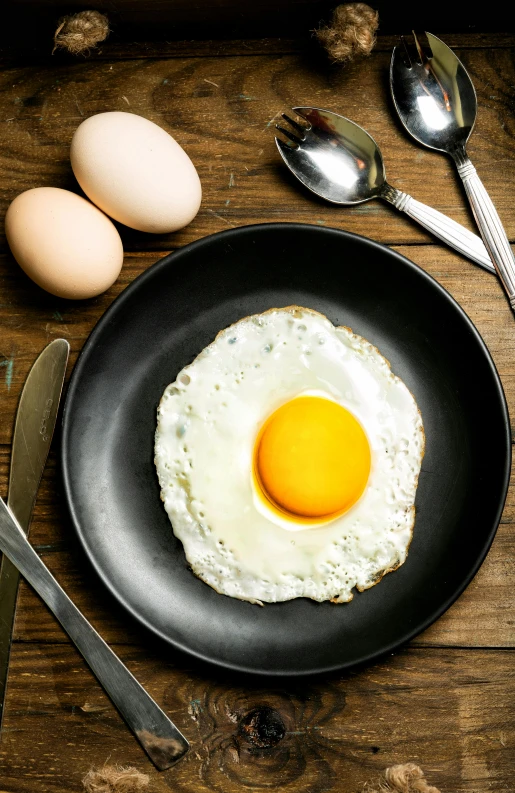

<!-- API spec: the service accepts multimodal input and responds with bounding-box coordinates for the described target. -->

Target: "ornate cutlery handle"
[0,498,189,771]
[455,155,515,309]
[381,184,495,274]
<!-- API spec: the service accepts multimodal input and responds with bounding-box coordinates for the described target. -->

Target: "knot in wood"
[238,706,286,748]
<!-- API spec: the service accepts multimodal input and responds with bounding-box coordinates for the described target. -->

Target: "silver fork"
[275,107,494,273]
[390,32,515,312]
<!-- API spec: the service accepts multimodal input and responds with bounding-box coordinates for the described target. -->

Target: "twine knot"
[315,3,379,63]
[53,10,109,55]
[82,765,149,793]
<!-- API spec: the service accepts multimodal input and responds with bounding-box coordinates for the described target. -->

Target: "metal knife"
[0,497,190,769]
[0,338,69,730]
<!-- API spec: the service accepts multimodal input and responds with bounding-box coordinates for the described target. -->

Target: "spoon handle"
[381,185,495,274]
[0,497,189,771]
[453,155,515,309]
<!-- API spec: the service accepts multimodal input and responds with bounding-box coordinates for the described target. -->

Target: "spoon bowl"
[276,107,385,204]
[390,32,477,156]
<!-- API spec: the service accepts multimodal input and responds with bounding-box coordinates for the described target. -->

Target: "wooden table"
[0,32,514,793]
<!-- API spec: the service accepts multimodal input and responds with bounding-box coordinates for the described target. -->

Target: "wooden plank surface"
[0,644,514,793]
[3,33,515,63]
[0,32,514,792]
[0,41,514,256]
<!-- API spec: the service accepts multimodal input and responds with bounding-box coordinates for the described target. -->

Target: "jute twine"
[53,10,109,55]
[54,4,379,63]
[315,2,379,63]
[363,763,442,793]
[82,765,149,793]
[82,763,441,792]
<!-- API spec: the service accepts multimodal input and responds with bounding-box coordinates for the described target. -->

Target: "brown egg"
[5,187,124,299]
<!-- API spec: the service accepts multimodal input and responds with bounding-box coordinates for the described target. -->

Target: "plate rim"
[61,222,512,676]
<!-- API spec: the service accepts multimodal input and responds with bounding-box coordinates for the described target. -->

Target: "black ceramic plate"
[62,223,511,676]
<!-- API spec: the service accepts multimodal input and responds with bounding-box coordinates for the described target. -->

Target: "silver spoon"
[275,106,494,274]
[390,32,515,310]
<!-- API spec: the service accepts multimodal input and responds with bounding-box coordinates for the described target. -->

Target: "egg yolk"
[253,396,371,521]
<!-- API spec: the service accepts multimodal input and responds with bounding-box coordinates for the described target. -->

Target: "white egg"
[154,307,424,604]
[70,112,201,233]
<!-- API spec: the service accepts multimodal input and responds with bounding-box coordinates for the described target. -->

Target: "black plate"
[62,223,511,676]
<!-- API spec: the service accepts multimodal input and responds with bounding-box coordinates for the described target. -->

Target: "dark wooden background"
[0,5,514,791]
[3,0,515,47]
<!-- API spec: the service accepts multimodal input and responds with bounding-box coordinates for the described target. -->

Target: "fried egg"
[154,307,424,604]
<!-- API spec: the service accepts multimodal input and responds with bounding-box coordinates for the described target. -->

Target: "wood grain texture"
[1,643,514,793]
[1,34,515,791]
[0,42,513,254]
[3,34,515,63]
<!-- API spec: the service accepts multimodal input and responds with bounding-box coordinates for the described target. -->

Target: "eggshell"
[70,112,202,234]
[5,187,124,300]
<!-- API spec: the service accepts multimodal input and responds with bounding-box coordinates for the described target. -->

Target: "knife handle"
[0,499,189,770]
[0,557,20,708]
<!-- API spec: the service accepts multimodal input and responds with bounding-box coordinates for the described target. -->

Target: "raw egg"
[70,111,202,233]
[5,187,124,299]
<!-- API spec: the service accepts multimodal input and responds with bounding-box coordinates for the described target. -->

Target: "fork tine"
[412,30,429,66]
[275,125,302,145]
[400,35,413,68]
[275,137,295,155]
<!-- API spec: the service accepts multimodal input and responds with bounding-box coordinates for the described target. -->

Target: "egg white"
[154,307,424,604]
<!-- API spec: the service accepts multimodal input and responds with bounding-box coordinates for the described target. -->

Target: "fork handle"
[381,184,495,274]
[454,154,515,309]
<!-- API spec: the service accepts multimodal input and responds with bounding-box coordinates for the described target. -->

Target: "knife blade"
[0,338,69,729]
